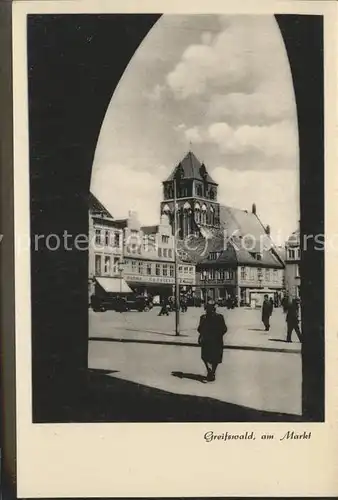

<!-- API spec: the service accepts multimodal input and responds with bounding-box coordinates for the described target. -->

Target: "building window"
[240,266,245,280]
[184,266,188,273]
[158,248,162,257]
[95,229,101,245]
[138,262,143,275]
[168,249,173,259]
[170,265,174,277]
[250,268,255,280]
[196,185,202,196]
[163,264,168,276]
[146,263,152,275]
[105,230,109,246]
[288,248,295,260]
[113,257,119,274]
[162,235,169,244]
[265,268,270,281]
[114,232,120,248]
[257,267,262,279]
[156,264,161,276]
[189,267,193,274]
[131,261,137,272]
[178,266,183,273]
[104,256,111,274]
[95,255,101,275]
[163,248,168,258]
[273,269,278,282]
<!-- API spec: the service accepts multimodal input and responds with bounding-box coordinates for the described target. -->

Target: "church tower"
[160,151,220,239]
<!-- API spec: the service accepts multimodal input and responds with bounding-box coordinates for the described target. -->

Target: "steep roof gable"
[165,151,218,185]
[89,192,113,219]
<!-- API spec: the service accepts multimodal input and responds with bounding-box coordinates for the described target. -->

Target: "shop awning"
[95,277,133,294]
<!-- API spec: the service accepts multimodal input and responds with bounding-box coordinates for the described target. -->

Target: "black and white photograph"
[26,11,325,425]
[5,0,337,496]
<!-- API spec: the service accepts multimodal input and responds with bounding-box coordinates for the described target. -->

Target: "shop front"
[123,273,195,302]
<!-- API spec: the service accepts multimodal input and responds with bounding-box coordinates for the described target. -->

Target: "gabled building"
[88,192,130,299]
[160,151,285,306]
[113,211,196,299]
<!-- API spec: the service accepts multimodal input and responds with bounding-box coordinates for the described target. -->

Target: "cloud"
[173,123,186,132]
[207,91,295,125]
[183,120,298,164]
[91,164,164,224]
[144,83,166,102]
[208,120,298,159]
[184,126,203,144]
[166,16,286,100]
[212,166,299,242]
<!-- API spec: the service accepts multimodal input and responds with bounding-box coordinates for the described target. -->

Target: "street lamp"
[173,168,181,336]
[118,260,126,295]
[202,270,208,306]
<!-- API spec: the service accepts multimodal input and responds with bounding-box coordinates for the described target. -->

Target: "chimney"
[252,203,256,215]
[266,225,271,235]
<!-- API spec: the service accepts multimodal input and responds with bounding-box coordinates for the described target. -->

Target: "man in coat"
[286,298,302,342]
[197,301,228,382]
[262,294,273,331]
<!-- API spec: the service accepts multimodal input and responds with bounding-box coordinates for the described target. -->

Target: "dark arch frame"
[27,14,324,422]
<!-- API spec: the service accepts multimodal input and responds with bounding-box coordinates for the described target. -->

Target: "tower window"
[196,185,202,196]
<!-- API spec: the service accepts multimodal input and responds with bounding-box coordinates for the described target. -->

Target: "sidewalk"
[89,307,301,354]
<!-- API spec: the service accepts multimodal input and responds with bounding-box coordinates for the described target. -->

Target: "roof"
[218,205,284,268]
[177,204,284,268]
[141,225,159,235]
[111,218,128,229]
[89,192,114,219]
[164,151,218,185]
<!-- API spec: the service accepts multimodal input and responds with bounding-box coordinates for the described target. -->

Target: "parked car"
[91,294,150,312]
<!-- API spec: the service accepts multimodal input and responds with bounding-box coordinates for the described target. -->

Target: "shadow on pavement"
[123,328,189,338]
[171,371,207,383]
[89,337,300,355]
[41,368,303,423]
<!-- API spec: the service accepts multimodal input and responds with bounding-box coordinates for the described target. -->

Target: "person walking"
[286,298,302,343]
[282,295,289,314]
[158,296,170,316]
[197,301,228,382]
[261,294,273,331]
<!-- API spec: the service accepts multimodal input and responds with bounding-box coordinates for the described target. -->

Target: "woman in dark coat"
[261,294,273,331]
[197,302,228,382]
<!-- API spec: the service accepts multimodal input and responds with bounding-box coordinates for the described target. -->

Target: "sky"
[91,14,300,244]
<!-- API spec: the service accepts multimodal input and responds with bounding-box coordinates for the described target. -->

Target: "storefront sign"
[124,274,195,285]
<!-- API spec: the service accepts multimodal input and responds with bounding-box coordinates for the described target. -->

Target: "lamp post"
[202,270,208,307]
[118,260,126,295]
[173,170,180,336]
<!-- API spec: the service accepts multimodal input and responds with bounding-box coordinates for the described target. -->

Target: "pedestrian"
[158,296,169,316]
[197,301,228,382]
[261,294,273,331]
[281,295,289,313]
[180,296,187,313]
[286,298,302,343]
[269,297,274,312]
